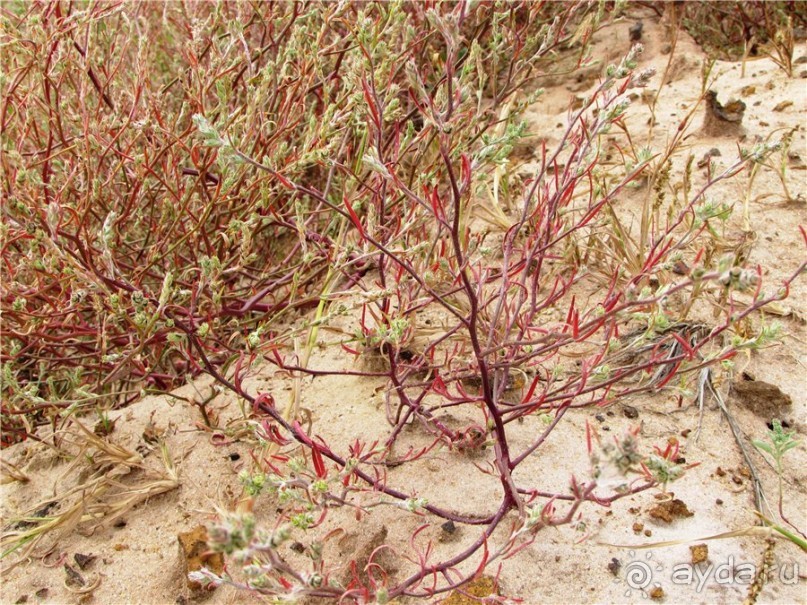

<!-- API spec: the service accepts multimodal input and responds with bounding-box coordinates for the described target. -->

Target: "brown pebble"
[644,529,652,537]
[650,586,665,600]
[178,526,224,592]
[716,499,723,505]
[629,21,643,42]
[74,553,96,570]
[716,467,726,477]
[633,522,644,534]
[787,151,805,168]
[690,543,709,564]
[648,498,694,523]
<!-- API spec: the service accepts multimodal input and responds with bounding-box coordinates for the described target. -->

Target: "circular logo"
[614,550,665,597]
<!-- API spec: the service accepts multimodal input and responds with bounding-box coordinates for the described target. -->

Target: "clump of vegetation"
[2,1,804,602]
[674,1,806,75]
[752,420,806,551]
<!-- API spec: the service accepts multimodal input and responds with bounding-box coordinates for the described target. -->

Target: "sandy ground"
[2,9,806,605]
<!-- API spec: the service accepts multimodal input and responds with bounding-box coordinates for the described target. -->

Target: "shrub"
[2,1,804,602]
[674,0,806,75]
[1,0,594,444]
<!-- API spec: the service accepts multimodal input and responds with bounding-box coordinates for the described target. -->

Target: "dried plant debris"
[7,501,59,530]
[1,421,179,568]
[62,561,101,595]
[63,563,85,589]
[1,460,30,485]
[773,100,794,112]
[177,525,225,592]
[744,538,776,605]
[73,553,96,570]
[442,575,500,605]
[703,90,746,136]
[690,543,709,564]
[648,497,694,523]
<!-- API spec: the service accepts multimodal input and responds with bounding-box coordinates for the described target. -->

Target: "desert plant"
[752,419,806,547]
[1,420,179,566]
[2,1,805,602]
[179,8,802,603]
[673,0,806,76]
[0,0,597,443]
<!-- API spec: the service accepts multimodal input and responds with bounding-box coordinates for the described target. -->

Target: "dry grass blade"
[0,460,30,485]
[599,525,778,550]
[696,368,768,515]
[65,573,103,595]
[1,422,179,572]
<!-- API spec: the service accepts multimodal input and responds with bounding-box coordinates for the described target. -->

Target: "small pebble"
[629,21,643,42]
